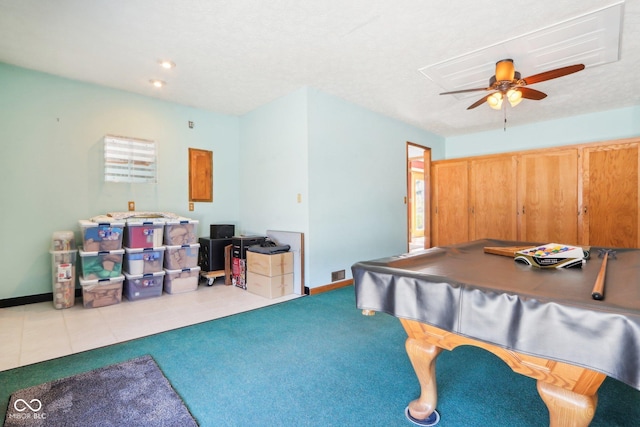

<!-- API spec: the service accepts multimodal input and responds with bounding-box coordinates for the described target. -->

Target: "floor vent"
[331,270,346,282]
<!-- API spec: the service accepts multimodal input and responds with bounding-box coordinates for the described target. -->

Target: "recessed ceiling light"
[159,60,176,69]
[149,79,166,88]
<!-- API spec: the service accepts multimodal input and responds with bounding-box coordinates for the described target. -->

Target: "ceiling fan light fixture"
[507,89,523,107]
[488,92,503,110]
[495,59,515,81]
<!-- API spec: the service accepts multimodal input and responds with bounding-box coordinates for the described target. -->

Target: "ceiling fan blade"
[440,87,490,95]
[522,64,585,85]
[519,87,547,100]
[467,94,492,110]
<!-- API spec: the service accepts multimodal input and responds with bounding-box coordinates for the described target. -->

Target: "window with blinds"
[104,135,157,183]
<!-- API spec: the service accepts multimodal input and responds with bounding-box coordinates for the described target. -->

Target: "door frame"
[407,142,431,251]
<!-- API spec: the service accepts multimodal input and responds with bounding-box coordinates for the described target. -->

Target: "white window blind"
[104,135,157,183]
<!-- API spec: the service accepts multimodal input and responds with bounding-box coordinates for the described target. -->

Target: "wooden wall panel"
[431,137,640,249]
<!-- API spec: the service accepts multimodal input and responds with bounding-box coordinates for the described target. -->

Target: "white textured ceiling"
[0,0,638,137]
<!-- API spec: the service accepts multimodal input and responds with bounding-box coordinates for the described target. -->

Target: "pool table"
[352,239,640,426]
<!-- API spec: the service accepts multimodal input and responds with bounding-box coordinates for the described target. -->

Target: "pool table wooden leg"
[405,337,443,420]
[537,381,598,427]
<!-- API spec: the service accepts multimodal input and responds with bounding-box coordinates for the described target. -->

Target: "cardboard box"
[514,243,586,269]
[246,272,293,299]
[247,251,293,277]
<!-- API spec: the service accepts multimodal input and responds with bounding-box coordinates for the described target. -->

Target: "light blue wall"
[237,87,445,287]
[306,88,445,285]
[238,87,310,270]
[0,63,240,300]
[9,59,635,298]
[445,106,640,158]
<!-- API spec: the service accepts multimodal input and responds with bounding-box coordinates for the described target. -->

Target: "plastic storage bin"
[79,248,124,279]
[79,275,124,308]
[164,218,199,245]
[124,271,165,301]
[164,244,200,269]
[50,231,77,309]
[124,247,165,274]
[164,266,201,294]
[79,219,125,252]
[124,218,164,248]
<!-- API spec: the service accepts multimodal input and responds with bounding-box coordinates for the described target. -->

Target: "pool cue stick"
[483,246,532,257]
[591,252,609,300]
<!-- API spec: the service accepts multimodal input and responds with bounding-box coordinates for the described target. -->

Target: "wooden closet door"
[517,149,579,244]
[582,142,640,247]
[469,156,518,241]
[431,160,469,246]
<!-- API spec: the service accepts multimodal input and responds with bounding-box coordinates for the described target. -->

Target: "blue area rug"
[4,355,197,427]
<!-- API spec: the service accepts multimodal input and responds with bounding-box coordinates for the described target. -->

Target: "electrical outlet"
[128,201,135,211]
[189,202,194,211]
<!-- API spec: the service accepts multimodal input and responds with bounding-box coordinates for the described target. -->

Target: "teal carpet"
[1,286,638,426]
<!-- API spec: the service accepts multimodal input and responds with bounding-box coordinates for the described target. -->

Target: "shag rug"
[4,355,197,427]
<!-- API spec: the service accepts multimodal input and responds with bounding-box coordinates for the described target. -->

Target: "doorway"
[407,143,431,252]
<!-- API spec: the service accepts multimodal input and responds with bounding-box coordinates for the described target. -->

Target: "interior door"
[469,156,518,241]
[581,142,640,247]
[517,149,579,244]
[407,143,431,251]
[431,159,469,246]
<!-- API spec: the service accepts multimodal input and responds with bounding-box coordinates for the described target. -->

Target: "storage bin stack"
[163,217,200,294]
[50,231,78,309]
[123,218,166,301]
[246,250,294,298]
[78,218,126,308]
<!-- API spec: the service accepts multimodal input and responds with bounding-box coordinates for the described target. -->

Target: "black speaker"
[210,224,235,239]
[232,236,265,259]
[199,237,232,271]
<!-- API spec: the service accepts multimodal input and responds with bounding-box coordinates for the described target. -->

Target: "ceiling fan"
[440,59,585,110]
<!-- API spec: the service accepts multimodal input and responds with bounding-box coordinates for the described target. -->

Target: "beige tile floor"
[0,282,301,372]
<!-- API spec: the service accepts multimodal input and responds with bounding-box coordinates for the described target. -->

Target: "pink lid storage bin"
[124,219,165,248]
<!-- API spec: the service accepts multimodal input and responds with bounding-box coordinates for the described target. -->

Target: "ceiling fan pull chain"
[503,101,507,131]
